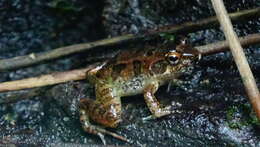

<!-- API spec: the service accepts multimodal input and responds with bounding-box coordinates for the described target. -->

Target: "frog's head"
[156,44,201,81]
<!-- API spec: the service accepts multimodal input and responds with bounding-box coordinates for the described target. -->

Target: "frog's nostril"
[187,66,194,72]
[183,60,190,65]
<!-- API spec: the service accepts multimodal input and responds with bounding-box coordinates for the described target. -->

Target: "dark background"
[0,0,259,146]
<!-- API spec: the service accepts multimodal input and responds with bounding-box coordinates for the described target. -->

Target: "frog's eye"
[167,54,180,65]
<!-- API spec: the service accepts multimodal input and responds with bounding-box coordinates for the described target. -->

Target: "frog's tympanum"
[79,42,200,143]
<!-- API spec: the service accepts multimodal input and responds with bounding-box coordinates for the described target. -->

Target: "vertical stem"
[211,0,260,119]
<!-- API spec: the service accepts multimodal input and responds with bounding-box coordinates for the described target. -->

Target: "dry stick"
[0,35,135,72]
[197,33,260,55]
[0,64,98,93]
[211,0,260,119]
[0,7,259,71]
[0,33,259,93]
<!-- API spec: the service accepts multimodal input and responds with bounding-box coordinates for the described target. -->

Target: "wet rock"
[49,82,91,119]
[13,99,44,125]
[102,0,215,36]
[103,0,156,36]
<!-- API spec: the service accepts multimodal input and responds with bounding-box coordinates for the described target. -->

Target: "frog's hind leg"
[79,97,130,143]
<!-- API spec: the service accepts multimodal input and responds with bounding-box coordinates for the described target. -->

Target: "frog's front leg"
[143,81,171,119]
[143,81,181,120]
[79,96,129,143]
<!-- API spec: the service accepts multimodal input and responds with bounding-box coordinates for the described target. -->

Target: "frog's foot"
[142,101,183,121]
[142,105,171,121]
[79,97,132,144]
[80,109,131,144]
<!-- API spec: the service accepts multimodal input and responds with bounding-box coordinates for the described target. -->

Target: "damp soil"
[0,0,260,146]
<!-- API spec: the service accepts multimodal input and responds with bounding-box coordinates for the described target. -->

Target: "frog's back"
[94,49,167,83]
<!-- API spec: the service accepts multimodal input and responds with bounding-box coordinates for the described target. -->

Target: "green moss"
[226,104,259,129]
[4,113,18,125]
[159,33,175,42]
[47,0,83,13]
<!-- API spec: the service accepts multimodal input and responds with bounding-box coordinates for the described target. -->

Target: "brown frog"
[79,42,200,143]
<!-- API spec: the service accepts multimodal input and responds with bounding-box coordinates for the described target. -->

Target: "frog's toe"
[95,127,131,143]
[97,132,106,145]
[171,101,182,109]
[142,106,171,122]
[168,102,183,115]
[142,115,156,121]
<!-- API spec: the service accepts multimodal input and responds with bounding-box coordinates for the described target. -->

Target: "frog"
[79,42,200,143]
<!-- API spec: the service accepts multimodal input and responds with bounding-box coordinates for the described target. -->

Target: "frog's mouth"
[182,52,202,64]
[179,52,201,74]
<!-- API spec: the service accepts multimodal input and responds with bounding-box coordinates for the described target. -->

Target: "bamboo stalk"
[211,0,260,119]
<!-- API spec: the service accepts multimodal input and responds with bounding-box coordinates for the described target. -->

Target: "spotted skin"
[79,44,199,142]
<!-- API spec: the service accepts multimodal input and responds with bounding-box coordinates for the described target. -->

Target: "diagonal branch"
[211,0,260,119]
[197,33,260,54]
[0,7,259,71]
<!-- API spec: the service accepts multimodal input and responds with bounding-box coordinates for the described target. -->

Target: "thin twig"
[197,33,260,54]
[0,7,259,71]
[0,33,259,93]
[0,64,98,93]
[211,0,260,119]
